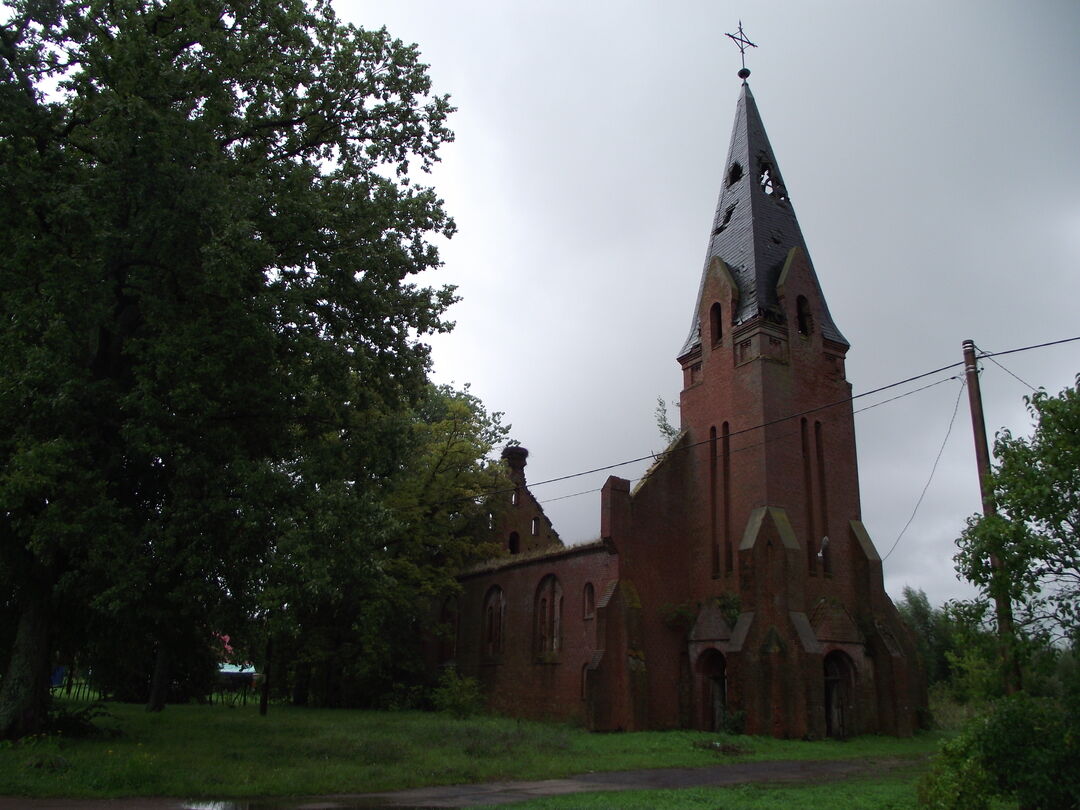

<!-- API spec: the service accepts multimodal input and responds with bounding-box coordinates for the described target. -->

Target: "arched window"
[508,531,520,554]
[534,575,563,656]
[710,302,723,345]
[583,582,596,619]
[797,295,813,336]
[482,586,505,657]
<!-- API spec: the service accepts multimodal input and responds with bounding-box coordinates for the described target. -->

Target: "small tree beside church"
[920,377,1080,809]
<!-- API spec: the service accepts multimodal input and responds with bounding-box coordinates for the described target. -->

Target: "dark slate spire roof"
[680,82,848,356]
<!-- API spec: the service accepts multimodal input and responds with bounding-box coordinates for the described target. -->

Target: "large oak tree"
[0,0,457,736]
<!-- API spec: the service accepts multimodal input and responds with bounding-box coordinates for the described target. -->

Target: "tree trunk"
[146,645,170,712]
[0,595,51,740]
[259,636,272,716]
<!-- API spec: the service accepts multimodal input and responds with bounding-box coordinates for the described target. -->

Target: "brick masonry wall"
[451,543,621,727]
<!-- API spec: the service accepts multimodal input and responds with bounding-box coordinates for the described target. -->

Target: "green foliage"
[918,733,995,810]
[938,600,1004,704]
[713,593,742,631]
[896,587,958,688]
[45,702,118,740]
[0,0,463,735]
[720,708,746,735]
[259,383,510,708]
[919,692,1080,809]
[955,377,1080,644]
[431,668,484,719]
[659,602,697,632]
[655,396,681,443]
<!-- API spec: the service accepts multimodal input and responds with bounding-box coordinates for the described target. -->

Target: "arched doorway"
[696,649,727,731]
[824,650,855,739]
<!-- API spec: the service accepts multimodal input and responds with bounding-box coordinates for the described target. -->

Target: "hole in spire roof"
[714,203,737,235]
[727,162,743,186]
[757,160,789,202]
[758,162,775,195]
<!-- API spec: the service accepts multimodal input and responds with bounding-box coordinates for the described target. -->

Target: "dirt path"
[0,756,920,809]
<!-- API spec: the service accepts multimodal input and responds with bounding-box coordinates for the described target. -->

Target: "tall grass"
[0,700,941,799]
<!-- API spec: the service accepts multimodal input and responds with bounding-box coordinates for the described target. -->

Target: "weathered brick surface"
[451,542,621,727]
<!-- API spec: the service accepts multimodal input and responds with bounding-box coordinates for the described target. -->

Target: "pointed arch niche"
[482,586,505,659]
[534,575,563,658]
[796,295,813,336]
[709,302,723,346]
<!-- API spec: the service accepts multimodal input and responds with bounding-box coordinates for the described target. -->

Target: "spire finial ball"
[738,67,751,80]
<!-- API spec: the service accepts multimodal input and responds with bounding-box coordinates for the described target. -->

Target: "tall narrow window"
[710,302,723,345]
[709,426,719,578]
[482,586,504,657]
[583,582,596,619]
[534,575,563,657]
[815,421,831,574]
[802,418,817,573]
[508,531,520,554]
[531,516,540,536]
[722,422,733,572]
[797,295,813,336]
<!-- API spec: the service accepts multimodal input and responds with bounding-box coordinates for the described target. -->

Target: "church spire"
[679,80,847,357]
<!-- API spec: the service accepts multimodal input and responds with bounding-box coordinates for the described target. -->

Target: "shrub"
[918,692,1080,809]
[918,733,994,810]
[431,668,484,719]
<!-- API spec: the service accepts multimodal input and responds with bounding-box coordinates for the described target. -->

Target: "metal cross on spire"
[725,21,757,80]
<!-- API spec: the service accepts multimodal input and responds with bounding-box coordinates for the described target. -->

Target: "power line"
[881,378,967,562]
[467,334,1079,506]
[975,343,1037,392]
[519,362,966,493]
[534,377,961,508]
[523,334,1077,495]
[977,334,1080,360]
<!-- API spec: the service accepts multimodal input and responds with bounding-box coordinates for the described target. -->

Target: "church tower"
[677,78,855,586]
[661,72,923,737]
[591,65,924,737]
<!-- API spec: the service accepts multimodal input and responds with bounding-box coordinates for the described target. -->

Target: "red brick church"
[438,76,925,738]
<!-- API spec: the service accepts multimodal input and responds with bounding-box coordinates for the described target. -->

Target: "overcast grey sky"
[340,0,1080,609]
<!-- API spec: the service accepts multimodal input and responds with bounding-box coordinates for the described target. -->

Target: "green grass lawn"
[0,700,941,799]
[481,771,927,809]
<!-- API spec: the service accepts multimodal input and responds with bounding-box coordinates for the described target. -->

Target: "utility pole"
[962,339,1021,693]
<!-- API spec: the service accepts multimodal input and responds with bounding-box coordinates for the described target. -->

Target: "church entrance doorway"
[696,649,727,731]
[824,650,855,739]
